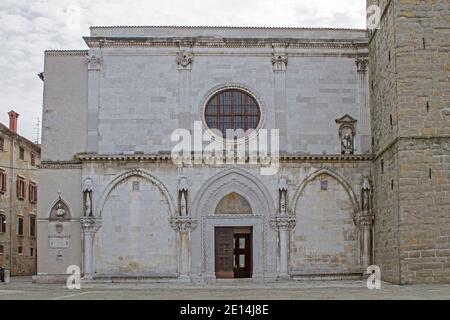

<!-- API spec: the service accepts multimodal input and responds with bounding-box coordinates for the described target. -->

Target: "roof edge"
[89,25,367,32]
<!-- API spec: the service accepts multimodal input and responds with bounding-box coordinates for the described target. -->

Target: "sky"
[0,0,367,141]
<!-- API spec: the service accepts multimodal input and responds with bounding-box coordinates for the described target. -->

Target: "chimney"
[8,110,19,133]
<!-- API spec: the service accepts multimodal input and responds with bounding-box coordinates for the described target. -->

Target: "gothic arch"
[95,168,176,218]
[191,168,275,217]
[291,168,360,223]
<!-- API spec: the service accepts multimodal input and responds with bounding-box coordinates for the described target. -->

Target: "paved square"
[1,277,450,300]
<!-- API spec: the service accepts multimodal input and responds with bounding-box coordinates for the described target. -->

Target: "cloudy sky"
[0,0,366,141]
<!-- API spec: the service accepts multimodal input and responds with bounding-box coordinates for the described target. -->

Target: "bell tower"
[368,0,450,284]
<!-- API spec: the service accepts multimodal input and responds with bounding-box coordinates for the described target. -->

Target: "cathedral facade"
[37,1,450,284]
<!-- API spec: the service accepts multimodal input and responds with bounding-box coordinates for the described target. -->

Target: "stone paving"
[0,277,450,300]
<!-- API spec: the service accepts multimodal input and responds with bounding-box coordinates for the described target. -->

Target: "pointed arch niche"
[215,192,253,215]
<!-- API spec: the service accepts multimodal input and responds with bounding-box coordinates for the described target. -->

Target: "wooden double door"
[215,227,252,279]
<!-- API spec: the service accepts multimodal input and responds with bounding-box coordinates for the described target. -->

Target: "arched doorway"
[190,168,277,282]
[214,193,253,278]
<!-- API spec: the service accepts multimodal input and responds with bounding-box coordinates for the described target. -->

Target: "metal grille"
[205,89,261,136]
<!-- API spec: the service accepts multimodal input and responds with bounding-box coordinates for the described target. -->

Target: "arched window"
[205,89,261,137]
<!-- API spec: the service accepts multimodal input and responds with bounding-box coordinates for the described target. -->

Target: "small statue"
[280,191,287,216]
[55,203,66,218]
[85,192,92,217]
[341,131,353,154]
[180,191,187,216]
[361,177,371,212]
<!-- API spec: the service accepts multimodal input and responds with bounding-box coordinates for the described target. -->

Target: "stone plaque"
[49,236,70,249]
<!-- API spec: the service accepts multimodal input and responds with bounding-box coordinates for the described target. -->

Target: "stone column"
[170,217,197,281]
[271,216,296,279]
[356,57,370,153]
[272,49,288,152]
[80,217,102,280]
[359,215,374,268]
[86,54,103,153]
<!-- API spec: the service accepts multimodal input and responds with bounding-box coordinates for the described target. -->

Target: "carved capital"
[86,55,103,70]
[80,217,102,233]
[272,53,288,72]
[355,57,369,74]
[176,51,193,69]
[358,214,374,227]
[170,217,198,232]
[270,216,296,231]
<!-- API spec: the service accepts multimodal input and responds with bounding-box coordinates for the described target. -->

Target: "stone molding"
[39,161,82,169]
[45,50,88,56]
[84,37,368,50]
[75,153,373,162]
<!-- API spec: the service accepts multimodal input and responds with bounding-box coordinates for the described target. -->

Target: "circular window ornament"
[203,88,262,141]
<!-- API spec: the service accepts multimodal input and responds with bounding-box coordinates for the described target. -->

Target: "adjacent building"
[0,111,40,276]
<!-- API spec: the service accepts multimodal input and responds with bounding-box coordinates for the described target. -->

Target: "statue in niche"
[361,177,371,212]
[341,127,354,154]
[336,115,357,155]
[341,130,354,155]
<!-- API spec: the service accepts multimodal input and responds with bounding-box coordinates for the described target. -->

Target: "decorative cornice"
[170,217,198,232]
[75,153,373,162]
[39,161,82,169]
[83,37,368,50]
[45,50,89,56]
